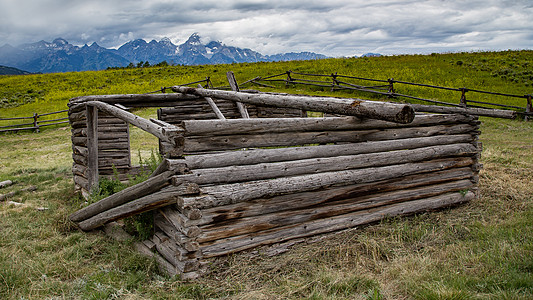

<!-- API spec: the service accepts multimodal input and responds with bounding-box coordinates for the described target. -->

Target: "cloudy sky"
[1,0,532,56]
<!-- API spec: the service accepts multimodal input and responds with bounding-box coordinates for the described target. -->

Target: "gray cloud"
[0,0,531,56]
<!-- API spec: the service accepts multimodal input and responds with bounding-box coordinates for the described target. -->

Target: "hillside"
[0,65,31,75]
[0,50,532,299]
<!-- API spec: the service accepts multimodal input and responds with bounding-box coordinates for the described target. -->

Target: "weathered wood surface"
[183,124,478,152]
[178,157,474,209]
[154,214,200,251]
[411,104,516,119]
[86,105,99,192]
[85,101,183,144]
[172,86,415,124]
[159,207,202,238]
[197,84,225,120]
[69,171,174,222]
[184,167,475,227]
[199,191,475,257]
[0,180,13,189]
[180,134,474,169]
[77,185,193,231]
[181,114,477,136]
[152,232,200,272]
[197,179,474,243]
[172,143,477,186]
[226,71,250,119]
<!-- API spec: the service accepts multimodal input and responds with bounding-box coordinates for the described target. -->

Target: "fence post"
[285,71,293,86]
[33,113,40,133]
[388,78,395,98]
[459,88,468,107]
[331,73,338,92]
[526,94,532,121]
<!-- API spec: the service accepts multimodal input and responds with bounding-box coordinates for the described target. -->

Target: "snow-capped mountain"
[0,33,329,73]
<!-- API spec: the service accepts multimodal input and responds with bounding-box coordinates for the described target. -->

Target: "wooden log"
[85,101,183,144]
[172,143,477,186]
[69,170,175,222]
[86,105,99,193]
[77,186,183,231]
[73,175,89,190]
[172,86,415,124]
[199,191,475,257]
[197,179,474,243]
[181,114,477,136]
[411,104,516,119]
[227,71,250,118]
[197,84,226,120]
[159,207,202,238]
[178,157,474,209]
[154,214,200,251]
[72,163,88,177]
[183,124,478,152]
[186,167,474,226]
[153,231,201,260]
[152,232,200,272]
[69,93,201,107]
[180,134,474,169]
[0,180,13,189]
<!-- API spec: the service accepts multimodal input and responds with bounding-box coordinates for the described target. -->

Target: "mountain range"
[0,33,331,74]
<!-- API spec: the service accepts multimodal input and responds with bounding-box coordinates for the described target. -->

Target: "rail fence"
[248,71,533,120]
[0,110,69,133]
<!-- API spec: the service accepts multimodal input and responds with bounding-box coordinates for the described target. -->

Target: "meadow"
[0,50,532,299]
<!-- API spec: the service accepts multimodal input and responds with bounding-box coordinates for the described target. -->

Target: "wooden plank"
[199,191,475,257]
[172,86,415,124]
[197,179,474,243]
[172,143,478,186]
[183,123,478,152]
[411,104,516,119]
[180,134,474,169]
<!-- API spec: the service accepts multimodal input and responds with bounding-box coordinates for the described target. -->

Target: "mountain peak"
[52,38,68,45]
[185,33,202,45]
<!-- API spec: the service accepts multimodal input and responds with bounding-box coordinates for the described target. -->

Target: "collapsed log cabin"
[68,82,487,279]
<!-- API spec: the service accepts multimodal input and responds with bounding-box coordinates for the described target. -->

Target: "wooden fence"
[0,110,69,133]
[240,71,532,120]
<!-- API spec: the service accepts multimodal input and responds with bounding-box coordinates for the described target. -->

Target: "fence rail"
[0,109,69,133]
[242,70,532,120]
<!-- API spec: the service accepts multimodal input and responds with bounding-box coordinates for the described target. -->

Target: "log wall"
[150,113,481,278]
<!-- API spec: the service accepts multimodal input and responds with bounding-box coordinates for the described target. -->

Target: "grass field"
[1,51,532,299]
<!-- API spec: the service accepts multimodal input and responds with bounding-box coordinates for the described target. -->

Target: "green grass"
[0,51,532,299]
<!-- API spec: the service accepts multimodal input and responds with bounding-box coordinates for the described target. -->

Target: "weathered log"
[152,232,200,272]
[226,71,250,118]
[196,179,473,243]
[72,163,88,177]
[183,124,478,152]
[69,93,202,107]
[159,207,202,238]
[153,231,201,260]
[181,114,477,136]
[180,134,474,169]
[85,101,183,144]
[0,180,13,189]
[73,175,89,190]
[411,104,516,119]
[172,86,415,124]
[87,105,99,192]
[77,185,183,231]
[172,143,477,186]
[197,84,226,120]
[186,167,474,226]
[154,214,200,251]
[178,157,474,209]
[69,170,174,222]
[199,191,475,257]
